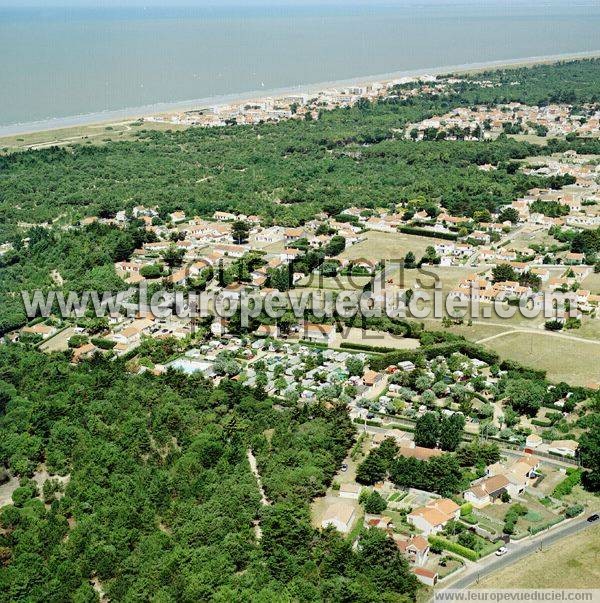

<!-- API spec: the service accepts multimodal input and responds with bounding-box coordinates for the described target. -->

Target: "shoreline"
[1,49,599,139]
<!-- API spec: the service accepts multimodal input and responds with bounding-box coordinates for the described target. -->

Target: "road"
[436,517,599,592]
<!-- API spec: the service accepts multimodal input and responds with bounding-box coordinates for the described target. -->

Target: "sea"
[1,1,600,135]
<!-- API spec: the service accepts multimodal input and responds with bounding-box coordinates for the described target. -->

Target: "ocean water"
[1,2,599,132]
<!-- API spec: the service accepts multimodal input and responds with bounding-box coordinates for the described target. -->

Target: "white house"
[321,502,356,533]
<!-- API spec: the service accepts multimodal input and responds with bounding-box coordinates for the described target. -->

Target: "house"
[255,324,279,339]
[407,498,460,536]
[339,483,362,500]
[395,535,430,566]
[548,439,579,458]
[525,434,543,449]
[398,446,443,461]
[321,501,356,533]
[487,455,540,497]
[21,323,55,340]
[301,322,336,345]
[412,567,438,587]
[464,475,510,509]
[71,342,98,363]
[280,248,302,263]
[169,210,186,223]
[362,369,384,387]
[213,211,237,222]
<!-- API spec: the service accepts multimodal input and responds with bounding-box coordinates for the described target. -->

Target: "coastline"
[1,49,600,139]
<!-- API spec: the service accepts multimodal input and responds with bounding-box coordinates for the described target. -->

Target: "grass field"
[472,526,600,589]
[339,231,451,262]
[483,332,600,386]
[0,120,188,152]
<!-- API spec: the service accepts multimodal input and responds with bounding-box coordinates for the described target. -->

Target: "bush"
[67,334,89,349]
[552,469,582,498]
[91,337,116,350]
[427,536,479,561]
[565,504,584,518]
[460,502,473,517]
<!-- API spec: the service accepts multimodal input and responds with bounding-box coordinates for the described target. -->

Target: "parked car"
[495,547,508,556]
[340,463,348,472]
[587,514,599,522]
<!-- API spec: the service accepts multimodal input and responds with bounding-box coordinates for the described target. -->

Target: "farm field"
[472,526,600,589]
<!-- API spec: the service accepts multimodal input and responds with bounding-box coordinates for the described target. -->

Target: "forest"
[0,347,420,601]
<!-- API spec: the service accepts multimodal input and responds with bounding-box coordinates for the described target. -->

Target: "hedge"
[91,337,116,350]
[399,226,458,241]
[552,469,582,498]
[370,340,500,371]
[339,342,395,354]
[531,418,552,427]
[427,536,479,561]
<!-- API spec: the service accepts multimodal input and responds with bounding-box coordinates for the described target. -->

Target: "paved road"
[436,517,600,592]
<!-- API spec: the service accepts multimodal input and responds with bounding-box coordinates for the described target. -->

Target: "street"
[436,517,600,591]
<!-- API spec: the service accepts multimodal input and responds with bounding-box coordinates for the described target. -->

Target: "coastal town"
[1,58,599,599]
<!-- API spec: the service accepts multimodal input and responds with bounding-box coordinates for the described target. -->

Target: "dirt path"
[247,449,270,541]
[247,449,270,506]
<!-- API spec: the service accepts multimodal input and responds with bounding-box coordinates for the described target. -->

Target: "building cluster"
[405,103,600,140]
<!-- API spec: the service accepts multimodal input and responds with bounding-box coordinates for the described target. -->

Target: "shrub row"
[399,226,458,241]
[427,536,479,561]
[339,342,395,353]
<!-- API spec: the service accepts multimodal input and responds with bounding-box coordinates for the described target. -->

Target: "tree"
[324,235,346,257]
[345,357,364,377]
[579,429,600,492]
[504,378,545,417]
[362,490,387,514]
[232,220,250,244]
[404,251,416,269]
[492,263,517,283]
[414,412,440,448]
[356,453,387,485]
[161,245,185,268]
[498,207,520,224]
[439,413,465,451]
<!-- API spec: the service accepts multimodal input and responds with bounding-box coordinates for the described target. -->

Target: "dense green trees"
[0,347,421,601]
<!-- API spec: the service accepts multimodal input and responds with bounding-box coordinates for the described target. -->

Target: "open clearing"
[472,526,600,589]
[339,231,451,262]
[0,120,187,152]
[483,332,600,386]
[333,327,421,350]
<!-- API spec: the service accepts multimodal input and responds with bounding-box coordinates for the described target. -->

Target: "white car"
[495,546,508,556]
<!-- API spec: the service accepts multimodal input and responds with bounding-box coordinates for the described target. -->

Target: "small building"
[321,501,356,533]
[412,567,438,587]
[301,322,336,345]
[525,434,543,449]
[21,323,55,340]
[548,439,579,458]
[339,483,362,500]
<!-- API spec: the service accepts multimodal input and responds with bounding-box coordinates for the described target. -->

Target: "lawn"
[472,526,600,589]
